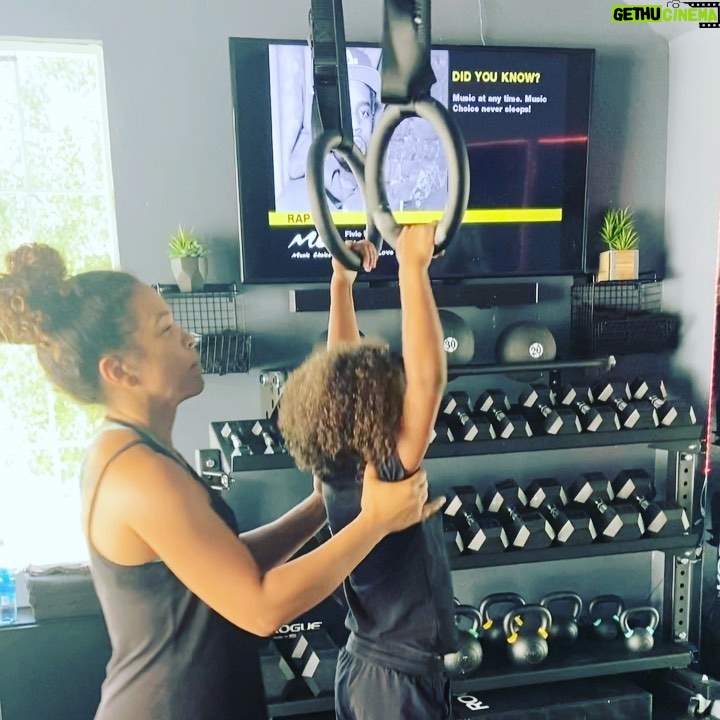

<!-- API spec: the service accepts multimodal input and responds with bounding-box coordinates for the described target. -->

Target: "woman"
[0,243,442,720]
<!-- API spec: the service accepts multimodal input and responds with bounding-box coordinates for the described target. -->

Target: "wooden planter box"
[597,249,639,282]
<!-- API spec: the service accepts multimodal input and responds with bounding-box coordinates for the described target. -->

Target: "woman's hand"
[395,223,437,272]
[359,463,445,535]
[331,239,378,285]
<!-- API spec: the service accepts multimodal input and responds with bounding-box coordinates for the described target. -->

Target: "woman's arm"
[104,447,436,637]
[395,225,447,473]
[238,488,326,572]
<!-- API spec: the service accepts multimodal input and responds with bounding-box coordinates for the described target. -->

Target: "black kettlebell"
[503,603,553,667]
[620,606,660,653]
[588,594,625,641]
[478,592,526,650]
[443,604,483,678]
[540,591,583,645]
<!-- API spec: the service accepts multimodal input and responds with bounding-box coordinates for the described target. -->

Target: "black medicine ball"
[495,321,556,366]
[438,309,475,365]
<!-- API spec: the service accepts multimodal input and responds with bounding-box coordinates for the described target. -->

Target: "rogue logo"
[612,3,719,27]
[274,621,323,636]
[454,694,490,711]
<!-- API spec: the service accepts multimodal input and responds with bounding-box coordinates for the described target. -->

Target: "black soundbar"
[289,281,538,313]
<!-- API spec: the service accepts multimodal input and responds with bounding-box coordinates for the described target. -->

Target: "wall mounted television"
[229,38,595,285]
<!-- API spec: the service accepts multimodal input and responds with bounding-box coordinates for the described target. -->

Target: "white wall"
[663,29,720,407]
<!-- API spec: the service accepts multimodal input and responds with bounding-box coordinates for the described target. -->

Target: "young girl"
[0,242,439,720]
[278,225,457,720]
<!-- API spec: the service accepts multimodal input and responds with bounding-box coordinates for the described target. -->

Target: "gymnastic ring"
[364,97,469,254]
[306,129,381,271]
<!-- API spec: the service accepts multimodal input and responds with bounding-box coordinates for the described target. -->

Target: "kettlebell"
[540,591,583,645]
[588,594,625,641]
[503,603,553,667]
[443,604,483,678]
[478,592,526,650]
[620,606,660,653]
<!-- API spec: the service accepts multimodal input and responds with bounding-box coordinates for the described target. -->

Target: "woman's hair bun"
[0,243,68,345]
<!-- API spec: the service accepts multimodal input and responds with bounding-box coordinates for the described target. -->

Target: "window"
[0,40,118,567]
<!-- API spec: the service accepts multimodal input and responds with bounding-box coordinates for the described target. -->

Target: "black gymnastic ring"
[306,129,381,271]
[364,97,469,253]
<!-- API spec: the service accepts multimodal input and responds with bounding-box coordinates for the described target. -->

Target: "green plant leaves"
[599,207,639,251]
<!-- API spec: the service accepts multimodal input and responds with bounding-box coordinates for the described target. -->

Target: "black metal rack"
[266,640,693,717]
[154,283,251,374]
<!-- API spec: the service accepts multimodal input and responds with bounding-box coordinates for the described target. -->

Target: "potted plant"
[168,225,209,292]
[597,207,639,282]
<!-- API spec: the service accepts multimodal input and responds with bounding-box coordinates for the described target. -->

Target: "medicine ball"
[495,321,556,381]
[438,309,474,365]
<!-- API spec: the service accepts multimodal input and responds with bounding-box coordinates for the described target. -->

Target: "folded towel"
[25,564,102,621]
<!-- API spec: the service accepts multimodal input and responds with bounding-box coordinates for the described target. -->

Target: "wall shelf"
[220,425,702,476]
[449,530,701,571]
[289,280,538,313]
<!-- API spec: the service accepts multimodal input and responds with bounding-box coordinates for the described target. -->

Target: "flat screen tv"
[229,39,594,285]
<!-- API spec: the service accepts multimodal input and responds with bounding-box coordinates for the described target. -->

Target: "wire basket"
[571,278,678,355]
[155,284,251,375]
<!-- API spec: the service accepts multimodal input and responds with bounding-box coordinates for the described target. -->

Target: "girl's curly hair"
[277,339,406,478]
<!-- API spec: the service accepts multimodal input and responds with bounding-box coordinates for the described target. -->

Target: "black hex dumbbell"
[430,417,455,444]
[281,630,338,698]
[443,486,508,554]
[483,479,555,549]
[589,380,655,429]
[519,384,580,435]
[258,638,304,702]
[441,392,496,441]
[219,421,255,469]
[570,472,645,540]
[525,477,597,545]
[249,419,285,454]
[625,378,679,426]
[552,384,619,433]
[475,389,515,439]
[612,468,691,536]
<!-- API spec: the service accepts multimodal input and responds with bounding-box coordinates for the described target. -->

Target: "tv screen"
[229,39,594,285]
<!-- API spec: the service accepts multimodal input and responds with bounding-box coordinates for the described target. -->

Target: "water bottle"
[0,540,17,624]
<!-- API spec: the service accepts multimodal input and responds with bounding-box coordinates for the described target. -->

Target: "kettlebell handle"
[619,606,660,637]
[588,594,625,624]
[454,604,483,635]
[478,592,526,630]
[540,591,583,621]
[503,603,553,643]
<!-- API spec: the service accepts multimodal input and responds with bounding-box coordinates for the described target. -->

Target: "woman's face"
[125,283,204,404]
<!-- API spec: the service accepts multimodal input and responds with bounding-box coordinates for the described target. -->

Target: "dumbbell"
[247,419,283,454]
[475,389,515,439]
[219,422,255,469]
[526,477,597,545]
[626,379,678,426]
[441,392,496,441]
[443,486,508,553]
[258,638,305,702]
[589,380,655,429]
[612,468,690,536]
[442,517,465,556]
[430,417,455,444]
[552,383,619,432]
[570,472,645,540]
[518,384,581,435]
[281,630,338,697]
[505,406,533,437]
[483,479,555,549]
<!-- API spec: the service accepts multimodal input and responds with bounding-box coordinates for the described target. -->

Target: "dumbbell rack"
[203,417,704,719]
